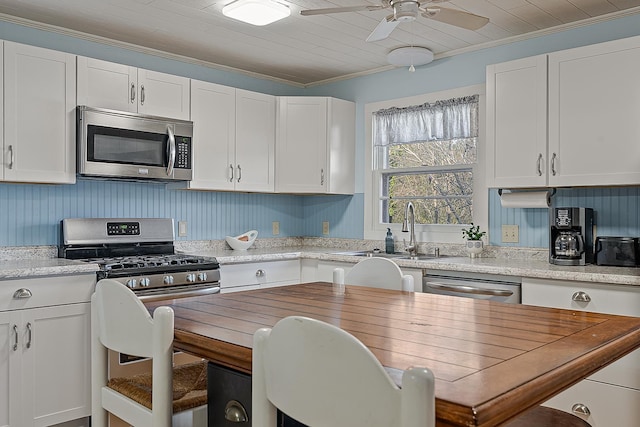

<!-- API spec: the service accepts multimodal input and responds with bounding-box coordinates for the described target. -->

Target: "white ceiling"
[0,0,639,86]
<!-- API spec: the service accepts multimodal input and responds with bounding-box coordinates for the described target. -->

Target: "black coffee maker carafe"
[549,207,595,266]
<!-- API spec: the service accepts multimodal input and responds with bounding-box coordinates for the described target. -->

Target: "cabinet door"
[235,89,275,192]
[486,55,548,188]
[326,98,355,194]
[4,42,76,184]
[0,311,18,427]
[137,69,190,120]
[189,80,236,190]
[22,303,91,426]
[276,97,327,193]
[549,36,640,186]
[76,56,137,112]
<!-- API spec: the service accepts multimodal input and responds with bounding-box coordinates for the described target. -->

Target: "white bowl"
[225,230,258,251]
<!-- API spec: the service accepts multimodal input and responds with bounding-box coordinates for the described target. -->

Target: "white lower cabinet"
[522,277,640,426]
[219,260,300,294]
[0,274,94,427]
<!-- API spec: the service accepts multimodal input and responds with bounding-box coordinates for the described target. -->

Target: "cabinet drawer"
[522,278,640,390]
[0,274,96,312]
[544,379,640,427]
[220,260,300,289]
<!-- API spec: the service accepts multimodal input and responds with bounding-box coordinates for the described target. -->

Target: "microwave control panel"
[175,137,192,169]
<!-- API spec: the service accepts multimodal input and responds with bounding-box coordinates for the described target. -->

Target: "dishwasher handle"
[425,281,514,297]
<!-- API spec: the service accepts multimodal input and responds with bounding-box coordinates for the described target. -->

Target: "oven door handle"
[166,126,176,177]
[425,281,514,297]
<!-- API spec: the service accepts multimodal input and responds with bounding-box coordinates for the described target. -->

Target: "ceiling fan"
[300,0,489,42]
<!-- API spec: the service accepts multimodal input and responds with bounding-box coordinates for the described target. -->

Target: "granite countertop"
[0,258,99,280]
[181,246,640,287]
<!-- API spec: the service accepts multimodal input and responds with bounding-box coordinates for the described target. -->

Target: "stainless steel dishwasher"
[422,270,521,304]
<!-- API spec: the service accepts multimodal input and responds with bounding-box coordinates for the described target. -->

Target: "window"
[374,95,479,226]
[364,85,486,243]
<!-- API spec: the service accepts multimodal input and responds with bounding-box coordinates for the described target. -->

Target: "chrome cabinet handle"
[140,84,145,105]
[536,153,543,176]
[8,145,15,169]
[571,403,591,416]
[166,127,176,177]
[572,291,591,302]
[13,288,33,299]
[551,152,557,176]
[12,325,18,351]
[426,282,514,297]
[237,165,241,183]
[229,164,234,182]
[256,269,265,277]
[130,83,136,103]
[320,168,324,185]
[225,400,249,423]
[26,322,32,349]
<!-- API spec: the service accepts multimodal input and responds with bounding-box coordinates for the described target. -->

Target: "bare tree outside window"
[373,96,479,227]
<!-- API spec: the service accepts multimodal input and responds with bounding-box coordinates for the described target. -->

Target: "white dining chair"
[91,279,207,427]
[334,256,414,291]
[252,315,435,427]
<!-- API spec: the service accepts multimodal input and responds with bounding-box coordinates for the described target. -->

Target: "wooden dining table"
[145,282,640,427]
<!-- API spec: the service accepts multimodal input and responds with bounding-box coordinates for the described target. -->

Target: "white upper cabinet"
[487,35,640,189]
[3,41,76,184]
[77,56,190,120]
[548,35,640,187]
[486,55,548,188]
[276,97,355,194]
[185,80,275,192]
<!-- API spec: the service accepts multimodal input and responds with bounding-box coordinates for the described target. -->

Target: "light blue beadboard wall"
[302,194,364,238]
[489,188,640,248]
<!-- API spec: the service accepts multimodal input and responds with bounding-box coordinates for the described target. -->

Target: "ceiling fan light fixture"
[387,46,433,68]
[222,0,290,26]
[393,0,419,21]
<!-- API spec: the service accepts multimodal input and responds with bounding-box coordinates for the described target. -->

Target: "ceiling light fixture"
[387,46,434,71]
[222,0,290,26]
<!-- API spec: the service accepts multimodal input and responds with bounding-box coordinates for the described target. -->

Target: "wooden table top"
[146,282,640,427]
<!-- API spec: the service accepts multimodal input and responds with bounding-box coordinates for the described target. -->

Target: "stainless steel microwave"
[77,106,193,181]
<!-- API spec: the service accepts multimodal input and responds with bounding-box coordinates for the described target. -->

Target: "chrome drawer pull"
[571,403,591,416]
[572,291,591,302]
[225,400,248,422]
[13,288,33,299]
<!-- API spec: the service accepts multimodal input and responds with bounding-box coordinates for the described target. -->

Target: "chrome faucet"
[402,202,418,258]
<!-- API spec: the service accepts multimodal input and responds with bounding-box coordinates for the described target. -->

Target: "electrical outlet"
[322,221,330,235]
[178,221,188,237]
[501,224,519,243]
[272,221,280,236]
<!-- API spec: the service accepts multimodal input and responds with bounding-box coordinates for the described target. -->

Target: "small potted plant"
[461,223,486,258]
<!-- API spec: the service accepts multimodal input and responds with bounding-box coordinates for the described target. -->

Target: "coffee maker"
[549,207,595,266]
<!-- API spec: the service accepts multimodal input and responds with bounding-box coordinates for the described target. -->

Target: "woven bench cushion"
[107,360,207,413]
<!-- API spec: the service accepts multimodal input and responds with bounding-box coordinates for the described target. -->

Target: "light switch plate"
[178,221,188,237]
[272,221,280,235]
[322,221,329,235]
[501,225,519,243]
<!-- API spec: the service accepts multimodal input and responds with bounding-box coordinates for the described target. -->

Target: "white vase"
[466,240,483,258]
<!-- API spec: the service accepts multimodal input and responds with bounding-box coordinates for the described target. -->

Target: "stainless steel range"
[59,218,220,301]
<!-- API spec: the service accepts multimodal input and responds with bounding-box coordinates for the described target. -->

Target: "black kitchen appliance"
[595,236,640,267]
[59,217,220,300]
[549,207,595,266]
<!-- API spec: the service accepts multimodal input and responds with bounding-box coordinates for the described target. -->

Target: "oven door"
[77,105,193,181]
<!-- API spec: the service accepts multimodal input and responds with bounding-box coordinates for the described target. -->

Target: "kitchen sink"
[332,250,453,260]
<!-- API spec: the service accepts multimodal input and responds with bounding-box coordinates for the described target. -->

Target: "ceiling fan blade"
[422,7,489,30]
[300,5,385,16]
[366,16,400,42]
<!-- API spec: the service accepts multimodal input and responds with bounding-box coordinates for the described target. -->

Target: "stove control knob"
[140,278,150,287]
[163,275,174,285]
[186,274,196,283]
[126,279,137,288]
[197,272,208,282]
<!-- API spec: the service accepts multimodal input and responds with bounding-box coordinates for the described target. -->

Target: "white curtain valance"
[373,95,479,146]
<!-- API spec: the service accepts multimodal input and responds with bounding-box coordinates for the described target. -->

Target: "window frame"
[363,84,487,243]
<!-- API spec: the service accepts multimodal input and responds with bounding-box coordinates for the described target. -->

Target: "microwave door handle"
[166,127,176,176]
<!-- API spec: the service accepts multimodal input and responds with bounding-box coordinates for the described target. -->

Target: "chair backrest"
[252,316,435,427]
[342,257,414,291]
[91,279,174,427]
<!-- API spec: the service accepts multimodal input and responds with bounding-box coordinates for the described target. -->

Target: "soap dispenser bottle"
[385,228,395,254]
